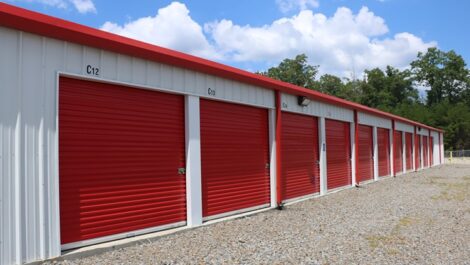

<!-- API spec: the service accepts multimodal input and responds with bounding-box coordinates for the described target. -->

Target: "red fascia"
[0,3,443,133]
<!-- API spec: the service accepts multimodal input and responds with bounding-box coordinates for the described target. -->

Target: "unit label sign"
[86,65,100,76]
[208,87,216,96]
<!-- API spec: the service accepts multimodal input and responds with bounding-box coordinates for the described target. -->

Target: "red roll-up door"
[393,131,403,175]
[377,128,390,177]
[357,125,373,183]
[59,77,186,246]
[281,112,319,201]
[405,133,413,170]
[200,99,270,218]
[415,134,420,169]
[423,136,428,167]
[430,136,434,166]
[326,119,351,190]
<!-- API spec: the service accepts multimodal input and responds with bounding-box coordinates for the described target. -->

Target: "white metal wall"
[431,131,439,166]
[280,93,354,122]
[357,112,391,129]
[417,128,429,136]
[395,121,414,133]
[0,26,275,265]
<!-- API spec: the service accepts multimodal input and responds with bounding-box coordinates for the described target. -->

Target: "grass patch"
[366,216,418,252]
[427,176,469,202]
[366,235,406,249]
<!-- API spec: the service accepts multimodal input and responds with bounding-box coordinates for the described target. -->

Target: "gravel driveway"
[50,164,470,265]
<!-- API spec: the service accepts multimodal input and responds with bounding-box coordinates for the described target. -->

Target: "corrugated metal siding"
[358,112,391,129]
[59,77,187,245]
[393,131,403,174]
[200,99,270,218]
[281,112,319,201]
[377,128,390,177]
[281,93,354,122]
[0,26,274,264]
[357,125,373,183]
[430,131,439,165]
[405,133,413,170]
[417,128,429,136]
[395,122,414,133]
[326,119,351,189]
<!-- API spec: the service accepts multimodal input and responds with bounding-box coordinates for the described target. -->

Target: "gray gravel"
[48,164,470,265]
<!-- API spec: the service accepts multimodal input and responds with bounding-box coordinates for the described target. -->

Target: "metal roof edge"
[0,2,444,132]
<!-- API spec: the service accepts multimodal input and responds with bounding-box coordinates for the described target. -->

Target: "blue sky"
[5,0,470,78]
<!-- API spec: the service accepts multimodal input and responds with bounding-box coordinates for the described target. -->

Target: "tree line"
[258,48,470,150]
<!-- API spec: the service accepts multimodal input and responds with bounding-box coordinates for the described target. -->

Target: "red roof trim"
[0,3,443,132]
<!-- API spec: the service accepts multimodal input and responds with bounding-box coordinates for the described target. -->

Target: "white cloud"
[276,0,319,13]
[70,0,96,14]
[100,2,436,78]
[205,6,435,77]
[11,0,96,13]
[101,2,220,60]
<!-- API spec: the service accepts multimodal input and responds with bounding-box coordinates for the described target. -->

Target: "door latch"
[178,167,186,175]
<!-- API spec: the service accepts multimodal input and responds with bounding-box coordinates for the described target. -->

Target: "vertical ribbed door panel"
[59,77,186,246]
[423,136,428,167]
[393,131,403,174]
[200,99,270,218]
[281,112,319,201]
[415,135,421,169]
[326,119,351,190]
[377,128,390,177]
[405,133,413,170]
[357,125,373,183]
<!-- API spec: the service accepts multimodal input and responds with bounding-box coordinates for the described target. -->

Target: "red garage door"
[377,128,390,177]
[281,112,319,201]
[430,136,434,166]
[326,119,351,190]
[59,77,186,246]
[423,136,428,167]
[405,133,413,171]
[200,99,270,218]
[357,125,373,183]
[393,131,403,175]
[415,135,421,169]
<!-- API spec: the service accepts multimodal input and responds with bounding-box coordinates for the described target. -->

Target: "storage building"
[0,3,445,264]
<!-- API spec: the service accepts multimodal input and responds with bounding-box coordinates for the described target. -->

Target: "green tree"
[411,47,470,105]
[430,102,470,149]
[259,54,319,89]
[317,74,343,96]
[359,66,418,110]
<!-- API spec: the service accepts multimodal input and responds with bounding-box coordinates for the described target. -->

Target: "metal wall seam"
[353,111,358,185]
[373,126,379,180]
[268,109,277,208]
[319,117,327,195]
[275,91,282,207]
